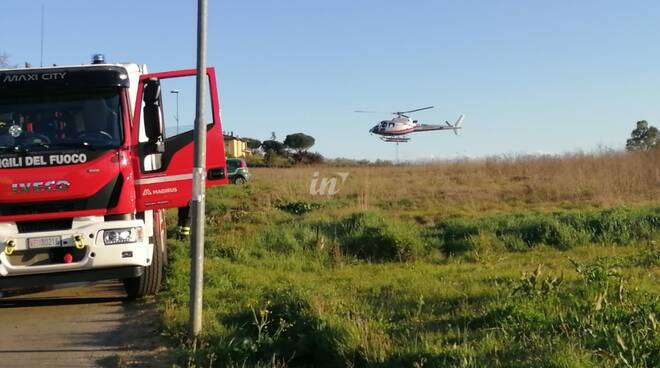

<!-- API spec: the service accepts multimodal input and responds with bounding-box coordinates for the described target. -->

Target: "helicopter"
[356,106,464,142]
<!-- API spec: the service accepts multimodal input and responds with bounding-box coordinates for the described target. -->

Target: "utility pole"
[40,5,45,67]
[189,0,208,338]
[170,90,180,134]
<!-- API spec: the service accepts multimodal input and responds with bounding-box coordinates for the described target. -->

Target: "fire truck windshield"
[0,90,123,152]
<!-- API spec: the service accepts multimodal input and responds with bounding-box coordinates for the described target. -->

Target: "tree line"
[242,132,324,166]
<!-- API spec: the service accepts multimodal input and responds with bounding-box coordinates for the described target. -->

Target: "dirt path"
[0,282,173,368]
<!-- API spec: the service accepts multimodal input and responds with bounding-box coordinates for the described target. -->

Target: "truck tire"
[123,210,166,300]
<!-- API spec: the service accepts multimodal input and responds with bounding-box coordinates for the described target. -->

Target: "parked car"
[226,158,250,184]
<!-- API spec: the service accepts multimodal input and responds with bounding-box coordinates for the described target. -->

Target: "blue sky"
[1,0,659,160]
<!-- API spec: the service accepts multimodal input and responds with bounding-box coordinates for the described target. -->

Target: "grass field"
[160,150,659,367]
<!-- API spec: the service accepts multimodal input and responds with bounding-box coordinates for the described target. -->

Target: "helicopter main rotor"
[355,106,435,118]
[393,106,434,117]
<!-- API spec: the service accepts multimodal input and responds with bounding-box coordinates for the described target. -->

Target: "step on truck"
[0,56,228,299]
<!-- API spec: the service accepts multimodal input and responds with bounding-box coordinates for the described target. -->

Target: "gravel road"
[0,282,173,368]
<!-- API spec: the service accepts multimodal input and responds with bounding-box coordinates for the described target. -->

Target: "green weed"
[159,180,659,367]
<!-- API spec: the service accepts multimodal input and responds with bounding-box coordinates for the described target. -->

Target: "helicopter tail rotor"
[454,114,464,127]
[445,114,465,135]
[452,114,465,135]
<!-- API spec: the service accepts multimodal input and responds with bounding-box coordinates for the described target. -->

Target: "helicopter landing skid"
[380,136,410,143]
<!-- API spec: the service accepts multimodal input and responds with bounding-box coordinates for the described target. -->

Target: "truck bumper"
[0,266,143,291]
[0,216,154,277]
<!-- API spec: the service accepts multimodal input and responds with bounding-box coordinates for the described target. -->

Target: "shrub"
[243,154,265,167]
[255,224,314,254]
[497,216,587,250]
[584,207,660,244]
[212,288,346,367]
[436,218,482,254]
[291,151,324,164]
[433,207,660,254]
[264,150,294,167]
[275,201,322,215]
[499,234,528,252]
[329,212,428,262]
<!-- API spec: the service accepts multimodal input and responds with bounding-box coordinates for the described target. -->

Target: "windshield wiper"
[29,141,50,150]
[0,145,29,153]
[49,142,97,150]
[0,146,15,153]
[10,143,50,153]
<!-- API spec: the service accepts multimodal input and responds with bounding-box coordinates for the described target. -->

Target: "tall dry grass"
[169,150,660,366]
[250,149,660,217]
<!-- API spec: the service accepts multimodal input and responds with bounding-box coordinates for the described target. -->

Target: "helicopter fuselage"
[369,116,417,136]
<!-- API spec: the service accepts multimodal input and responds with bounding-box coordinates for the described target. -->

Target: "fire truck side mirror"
[142,79,164,152]
[143,79,162,139]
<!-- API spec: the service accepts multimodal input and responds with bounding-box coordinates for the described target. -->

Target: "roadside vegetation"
[161,149,659,367]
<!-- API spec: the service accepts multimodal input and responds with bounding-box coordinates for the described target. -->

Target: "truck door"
[131,68,227,211]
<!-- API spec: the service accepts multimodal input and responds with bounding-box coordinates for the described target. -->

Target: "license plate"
[28,236,62,249]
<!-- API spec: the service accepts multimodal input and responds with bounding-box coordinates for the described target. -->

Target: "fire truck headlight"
[103,228,143,245]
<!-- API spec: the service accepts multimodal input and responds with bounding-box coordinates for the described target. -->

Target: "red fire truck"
[0,58,227,298]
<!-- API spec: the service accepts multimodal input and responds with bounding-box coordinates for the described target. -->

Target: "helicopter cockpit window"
[388,122,395,127]
[380,121,388,127]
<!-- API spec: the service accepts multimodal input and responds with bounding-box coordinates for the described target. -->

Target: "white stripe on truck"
[134,174,193,185]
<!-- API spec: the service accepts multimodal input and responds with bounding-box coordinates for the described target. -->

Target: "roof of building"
[223,134,249,142]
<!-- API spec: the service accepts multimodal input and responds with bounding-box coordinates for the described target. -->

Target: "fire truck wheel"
[123,211,166,300]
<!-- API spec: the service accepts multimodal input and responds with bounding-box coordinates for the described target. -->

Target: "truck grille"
[0,174,122,217]
[16,218,74,233]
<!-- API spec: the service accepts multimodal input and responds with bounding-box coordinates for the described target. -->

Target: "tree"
[261,140,286,154]
[284,133,315,152]
[626,120,659,151]
[245,138,262,150]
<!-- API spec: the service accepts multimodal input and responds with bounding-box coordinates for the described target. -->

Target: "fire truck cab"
[0,59,227,298]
